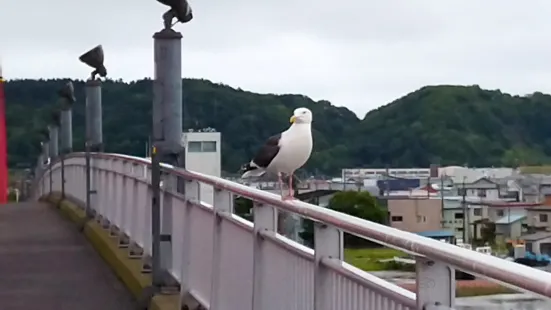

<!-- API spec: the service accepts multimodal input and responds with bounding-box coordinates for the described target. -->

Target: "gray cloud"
[2,0,551,116]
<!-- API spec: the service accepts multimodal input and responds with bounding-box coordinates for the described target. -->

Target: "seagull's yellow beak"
[290,115,296,123]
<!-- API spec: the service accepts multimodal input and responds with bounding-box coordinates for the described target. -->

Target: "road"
[455,294,551,310]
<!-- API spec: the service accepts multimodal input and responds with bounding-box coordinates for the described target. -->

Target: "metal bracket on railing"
[415,257,455,309]
[424,304,456,310]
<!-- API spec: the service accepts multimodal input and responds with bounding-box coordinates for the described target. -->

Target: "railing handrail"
[51,152,551,298]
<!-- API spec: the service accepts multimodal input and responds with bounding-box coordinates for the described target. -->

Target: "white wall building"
[342,168,431,180]
[182,131,221,205]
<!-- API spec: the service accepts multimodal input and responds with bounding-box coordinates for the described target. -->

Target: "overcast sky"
[2,1,551,117]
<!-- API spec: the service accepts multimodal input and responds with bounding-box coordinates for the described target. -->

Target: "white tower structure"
[182,128,221,205]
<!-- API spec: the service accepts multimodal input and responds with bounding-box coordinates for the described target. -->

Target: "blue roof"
[417,230,455,238]
[495,214,526,224]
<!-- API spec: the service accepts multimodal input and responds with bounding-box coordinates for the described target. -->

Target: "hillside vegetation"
[5,80,551,174]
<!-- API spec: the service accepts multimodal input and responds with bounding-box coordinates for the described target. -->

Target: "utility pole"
[427,175,431,198]
[385,165,390,196]
[440,173,445,227]
[461,176,468,244]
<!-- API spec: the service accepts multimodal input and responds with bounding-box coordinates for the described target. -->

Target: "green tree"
[234,197,253,221]
[300,191,386,247]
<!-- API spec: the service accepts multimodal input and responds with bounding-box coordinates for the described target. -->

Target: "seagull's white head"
[290,107,313,124]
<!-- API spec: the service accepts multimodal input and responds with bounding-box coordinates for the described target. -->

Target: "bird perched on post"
[241,107,313,200]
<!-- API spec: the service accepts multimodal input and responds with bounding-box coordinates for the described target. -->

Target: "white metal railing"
[33,152,551,310]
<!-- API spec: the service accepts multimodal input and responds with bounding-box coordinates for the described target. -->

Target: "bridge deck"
[0,202,137,310]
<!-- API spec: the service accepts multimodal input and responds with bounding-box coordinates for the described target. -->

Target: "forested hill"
[5,80,551,174]
[4,78,359,173]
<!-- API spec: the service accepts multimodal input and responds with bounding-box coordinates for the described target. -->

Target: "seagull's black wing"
[241,133,281,173]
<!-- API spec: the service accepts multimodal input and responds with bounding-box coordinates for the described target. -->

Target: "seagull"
[241,107,313,200]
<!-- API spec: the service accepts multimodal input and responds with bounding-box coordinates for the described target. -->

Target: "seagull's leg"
[289,173,295,197]
[277,172,285,198]
[282,172,295,200]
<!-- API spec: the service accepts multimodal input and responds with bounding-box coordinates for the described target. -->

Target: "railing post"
[49,162,52,196]
[252,202,277,310]
[85,143,92,218]
[180,179,200,308]
[210,188,234,310]
[151,146,163,287]
[314,222,343,310]
[415,257,455,309]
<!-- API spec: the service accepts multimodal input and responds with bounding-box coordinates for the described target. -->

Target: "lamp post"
[49,112,60,197]
[58,81,76,200]
[40,130,50,196]
[79,45,106,219]
[151,0,193,289]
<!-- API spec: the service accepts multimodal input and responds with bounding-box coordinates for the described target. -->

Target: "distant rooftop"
[495,211,527,225]
[417,230,455,238]
[521,231,551,241]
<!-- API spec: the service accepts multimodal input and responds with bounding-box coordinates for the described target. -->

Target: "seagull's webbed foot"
[282,195,295,201]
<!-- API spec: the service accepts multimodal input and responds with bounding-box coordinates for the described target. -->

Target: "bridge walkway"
[0,202,137,310]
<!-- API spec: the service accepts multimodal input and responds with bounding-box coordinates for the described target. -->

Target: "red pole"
[0,66,8,204]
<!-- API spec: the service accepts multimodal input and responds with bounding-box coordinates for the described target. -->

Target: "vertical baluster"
[252,201,277,310]
[180,179,200,308]
[210,188,234,309]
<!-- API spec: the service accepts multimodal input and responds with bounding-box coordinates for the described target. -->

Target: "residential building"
[456,177,500,200]
[526,206,551,232]
[520,232,551,255]
[442,199,485,240]
[494,209,527,241]
[387,198,442,233]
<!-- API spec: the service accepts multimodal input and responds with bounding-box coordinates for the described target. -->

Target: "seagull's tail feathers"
[241,162,266,179]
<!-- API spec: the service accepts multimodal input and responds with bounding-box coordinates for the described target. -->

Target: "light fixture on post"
[79,44,107,219]
[58,81,76,200]
[150,0,193,291]
[156,0,193,29]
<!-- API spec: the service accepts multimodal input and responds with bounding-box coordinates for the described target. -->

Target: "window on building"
[391,216,403,222]
[540,214,548,223]
[473,208,482,216]
[188,141,202,152]
[202,141,217,152]
[417,215,426,223]
[477,189,487,197]
[454,213,464,219]
[188,141,217,153]
[497,210,504,217]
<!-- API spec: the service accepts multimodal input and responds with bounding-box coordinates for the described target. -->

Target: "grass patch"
[344,248,410,271]
[456,285,516,297]
[401,282,517,297]
[520,165,551,174]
